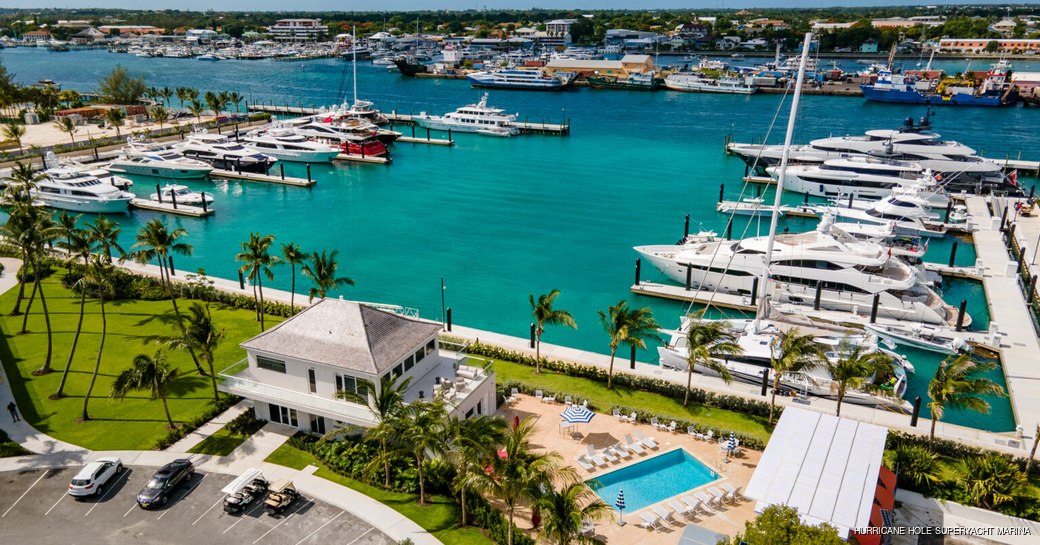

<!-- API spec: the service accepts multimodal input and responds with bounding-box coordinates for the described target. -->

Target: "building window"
[426,339,436,356]
[310,414,326,435]
[336,374,367,399]
[413,348,424,364]
[308,369,316,393]
[404,354,415,372]
[257,356,286,373]
[269,403,298,427]
[394,364,404,378]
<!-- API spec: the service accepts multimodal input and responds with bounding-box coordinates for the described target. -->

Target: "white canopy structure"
[221,468,266,495]
[744,407,888,538]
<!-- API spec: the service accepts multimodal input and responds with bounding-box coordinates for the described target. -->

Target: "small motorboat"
[948,204,969,224]
[865,323,970,356]
[149,184,214,205]
[716,197,784,217]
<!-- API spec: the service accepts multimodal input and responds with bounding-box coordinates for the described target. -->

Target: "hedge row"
[887,431,1039,478]
[289,434,534,545]
[154,395,241,450]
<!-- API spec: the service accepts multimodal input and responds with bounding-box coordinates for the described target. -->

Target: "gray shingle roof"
[240,299,441,374]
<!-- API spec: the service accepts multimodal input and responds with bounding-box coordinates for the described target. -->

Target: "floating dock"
[210,168,315,187]
[742,175,776,185]
[396,136,454,146]
[985,157,1040,175]
[130,198,213,217]
[335,153,390,165]
[630,281,756,312]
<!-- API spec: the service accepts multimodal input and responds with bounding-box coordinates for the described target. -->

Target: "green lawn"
[0,275,279,451]
[187,423,251,456]
[0,428,30,457]
[265,443,493,545]
[490,358,773,442]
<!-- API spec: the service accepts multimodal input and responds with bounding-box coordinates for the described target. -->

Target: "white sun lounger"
[709,487,727,505]
[721,483,744,503]
[651,505,674,525]
[695,490,717,508]
[535,389,544,401]
[669,500,694,520]
[612,408,623,419]
[610,444,633,460]
[681,495,706,515]
[575,456,595,472]
[623,434,646,455]
[638,511,660,530]
[635,430,658,449]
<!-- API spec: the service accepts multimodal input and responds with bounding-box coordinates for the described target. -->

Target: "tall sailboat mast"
[352,26,358,106]
[753,32,813,333]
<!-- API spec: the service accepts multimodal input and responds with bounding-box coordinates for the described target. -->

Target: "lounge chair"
[575,456,595,472]
[666,421,678,433]
[681,495,706,515]
[564,395,573,406]
[709,487,727,506]
[651,505,674,525]
[544,393,556,404]
[580,400,589,408]
[635,431,658,449]
[610,444,632,460]
[695,490,717,509]
[580,519,595,536]
[638,511,660,530]
[623,434,646,455]
[687,425,699,438]
[600,448,618,464]
[535,389,544,402]
[613,408,623,420]
[627,412,638,422]
[586,445,610,465]
[705,430,714,442]
[650,417,663,430]
[669,500,695,520]
[721,483,744,503]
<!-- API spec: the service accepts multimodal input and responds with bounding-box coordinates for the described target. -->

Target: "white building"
[220,299,497,434]
[268,19,327,43]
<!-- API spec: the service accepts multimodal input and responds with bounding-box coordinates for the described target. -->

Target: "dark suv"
[136,459,195,509]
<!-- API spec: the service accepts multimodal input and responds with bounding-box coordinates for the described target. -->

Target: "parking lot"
[0,466,393,545]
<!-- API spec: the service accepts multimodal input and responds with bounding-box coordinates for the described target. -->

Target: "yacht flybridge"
[172,132,277,174]
[243,128,341,163]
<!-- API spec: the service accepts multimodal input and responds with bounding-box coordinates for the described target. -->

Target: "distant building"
[186,29,218,42]
[98,25,164,36]
[741,38,769,50]
[812,21,856,32]
[940,38,1040,53]
[860,39,879,53]
[268,18,326,43]
[56,20,91,28]
[22,29,51,43]
[544,54,655,78]
[990,18,1019,35]
[871,18,921,29]
[745,18,788,32]
[70,27,106,43]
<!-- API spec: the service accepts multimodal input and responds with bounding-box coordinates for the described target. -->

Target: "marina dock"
[210,168,315,187]
[335,153,390,165]
[985,157,1040,175]
[130,198,214,217]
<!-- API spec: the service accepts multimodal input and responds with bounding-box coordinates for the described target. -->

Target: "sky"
[0,1,1023,12]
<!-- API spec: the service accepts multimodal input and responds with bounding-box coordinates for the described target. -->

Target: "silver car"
[68,457,123,497]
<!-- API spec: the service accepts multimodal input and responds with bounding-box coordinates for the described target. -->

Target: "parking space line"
[44,490,67,516]
[2,470,49,518]
[224,500,264,534]
[193,497,224,526]
[343,528,374,545]
[157,474,205,521]
[86,468,130,517]
[252,500,312,544]
[293,511,344,545]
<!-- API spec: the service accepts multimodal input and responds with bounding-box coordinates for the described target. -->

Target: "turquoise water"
[1,48,1029,431]
[587,448,719,512]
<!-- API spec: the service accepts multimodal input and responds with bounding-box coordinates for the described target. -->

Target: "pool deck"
[500,396,760,543]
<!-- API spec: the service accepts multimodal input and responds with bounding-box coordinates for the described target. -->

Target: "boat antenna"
[754,32,813,333]
[352,25,358,107]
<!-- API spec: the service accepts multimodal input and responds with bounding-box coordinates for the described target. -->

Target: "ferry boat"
[664,73,756,94]
[24,167,134,213]
[172,132,277,174]
[149,184,214,205]
[466,69,577,91]
[243,128,342,163]
[413,93,519,136]
[586,72,661,91]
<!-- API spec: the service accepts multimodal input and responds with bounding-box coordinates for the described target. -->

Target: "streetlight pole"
[440,276,446,330]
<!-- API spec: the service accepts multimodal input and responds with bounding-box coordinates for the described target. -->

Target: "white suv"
[68,457,123,498]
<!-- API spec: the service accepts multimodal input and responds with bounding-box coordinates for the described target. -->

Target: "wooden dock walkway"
[130,198,213,217]
[335,153,390,165]
[210,168,315,187]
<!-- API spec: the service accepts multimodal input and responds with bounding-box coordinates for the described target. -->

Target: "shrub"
[153,395,241,450]
[225,410,266,437]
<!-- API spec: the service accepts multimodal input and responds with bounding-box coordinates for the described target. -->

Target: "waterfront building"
[812,20,856,31]
[544,18,575,45]
[98,25,164,36]
[22,29,51,43]
[70,27,106,44]
[544,54,654,79]
[939,38,1040,53]
[268,18,327,43]
[219,299,497,433]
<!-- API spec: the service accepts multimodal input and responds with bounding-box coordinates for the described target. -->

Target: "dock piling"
[685,264,692,291]
[155,184,162,203]
[955,300,968,332]
[307,164,312,184]
[170,189,178,210]
[949,241,959,267]
[910,396,921,427]
[750,277,759,306]
[280,163,285,180]
[804,193,809,205]
[870,293,879,324]
[718,184,724,204]
[684,214,690,239]
[813,282,822,311]
[201,193,208,213]
[446,307,452,332]
[760,369,768,396]
[634,258,641,287]
[447,129,451,143]
[1031,185,1036,201]
[1000,206,1009,231]
[945,201,953,223]
[93,146,99,161]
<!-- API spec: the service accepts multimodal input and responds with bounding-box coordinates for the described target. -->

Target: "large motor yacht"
[774,158,951,206]
[280,119,389,157]
[634,216,966,327]
[25,167,134,213]
[817,185,960,238]
[172,132,277,174]
[414,93,520,136]
[242,128,342,163]
[107,140,214,179]
[657,317,912,411]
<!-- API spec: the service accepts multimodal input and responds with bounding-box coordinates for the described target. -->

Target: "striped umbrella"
[615,488,626,525]
[727,432,737,453]
[561,405,595,424]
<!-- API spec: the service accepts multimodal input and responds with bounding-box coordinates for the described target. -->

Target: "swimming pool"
[586,448,719,512]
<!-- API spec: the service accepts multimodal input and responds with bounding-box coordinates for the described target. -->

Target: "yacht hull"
[33,194,131,214]
[107,163,212,179]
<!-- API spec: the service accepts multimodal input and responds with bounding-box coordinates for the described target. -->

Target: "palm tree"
[159,86,174,107]
[597,301,662,389]
[55,210,80,251]
[188,99,205,124]
[103,108,125,137]
[681,315,743,405]
[167,302,225,402]
[1,163,46,316]
[81,257,114,422]
[446,415,507,525]
[54,117,77,144]
[20,211,60,374]
[87,215,124,263]
[175,87,198,107]
[534,480,612,545]
[824,339,895,417]
[128,219,204,375]
[52,229,95,399]
[529,290,577,373]
[961,453,1027,510]
[226,91,244,114]
[398,401,447,504]
[468,417,575,545]
[337,374,410,489]
[885,442,942,492]
[149,105,170,130]
[110,349,181,429]
[204,90,220,118]
[3,122,25,152]
[281,242,306,313]
[769,328,827,422]
[236,232,279,330]
[927,354,1006,439]
[301,249,354,302]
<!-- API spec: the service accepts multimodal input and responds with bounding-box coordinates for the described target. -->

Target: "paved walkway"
[167,399,252,452]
